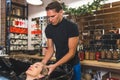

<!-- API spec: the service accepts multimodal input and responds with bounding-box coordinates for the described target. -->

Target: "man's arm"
[41,38,54,65]
[54,36,79,67]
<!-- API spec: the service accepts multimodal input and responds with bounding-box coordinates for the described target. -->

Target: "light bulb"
[26,0,43,5]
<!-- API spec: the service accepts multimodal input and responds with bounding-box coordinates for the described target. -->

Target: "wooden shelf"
[10,53,120,70]
[9,54,56,61]
[81,60,120,73]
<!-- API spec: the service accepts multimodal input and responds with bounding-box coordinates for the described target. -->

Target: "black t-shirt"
[45,18,79,66]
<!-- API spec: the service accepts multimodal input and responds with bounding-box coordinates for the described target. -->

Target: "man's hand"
[47,64,57,75]
[38,74,45,79]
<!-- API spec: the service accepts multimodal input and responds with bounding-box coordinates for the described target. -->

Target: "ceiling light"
[26,0,43,5]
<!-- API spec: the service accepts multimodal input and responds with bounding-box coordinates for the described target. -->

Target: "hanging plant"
[62,0,108,16]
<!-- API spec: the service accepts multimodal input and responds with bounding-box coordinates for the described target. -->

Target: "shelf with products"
[6,0,28,53]
[8,18,28,51]
[30,18,42,50]
[30,17,48,52]
[9,29,28,51]
[75,1,120,64]
[11,2,28,18]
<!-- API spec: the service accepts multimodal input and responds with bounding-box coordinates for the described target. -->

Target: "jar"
[84,73,92,80]
[95,51,101,60]
[113,49,119,60]
[85,51,89,60]
[89,51,95,60]
[78,51,84,61]
[106,49,113,59]
[101,50,106,59]
[16,8,21,16]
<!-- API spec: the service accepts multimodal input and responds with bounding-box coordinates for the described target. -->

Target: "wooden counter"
[9,54,56,61]
[81,60,120,70]
[9,54,120,73]
[80,60,120,73]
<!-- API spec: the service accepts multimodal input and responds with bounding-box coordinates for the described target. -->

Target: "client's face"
[26,62,43,77]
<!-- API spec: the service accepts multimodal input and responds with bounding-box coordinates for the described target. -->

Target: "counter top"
[9,53,56,61]
[80,60,120,73]
[9,54,120,71]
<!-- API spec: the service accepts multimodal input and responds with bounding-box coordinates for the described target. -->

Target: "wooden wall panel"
[103,7,120,13]
[76,1,120,45]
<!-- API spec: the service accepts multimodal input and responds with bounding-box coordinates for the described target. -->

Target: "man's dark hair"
[45,1,63,12]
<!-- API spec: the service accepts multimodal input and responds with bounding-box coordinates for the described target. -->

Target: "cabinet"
[81,60,120,80]
[6,0,28,53]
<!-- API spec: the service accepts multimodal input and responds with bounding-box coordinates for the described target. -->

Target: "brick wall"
[0,0,1,40]
[76,1,120,45]
[0,0,6,46]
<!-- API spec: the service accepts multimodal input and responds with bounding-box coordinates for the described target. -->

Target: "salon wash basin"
[0,56,73,80]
